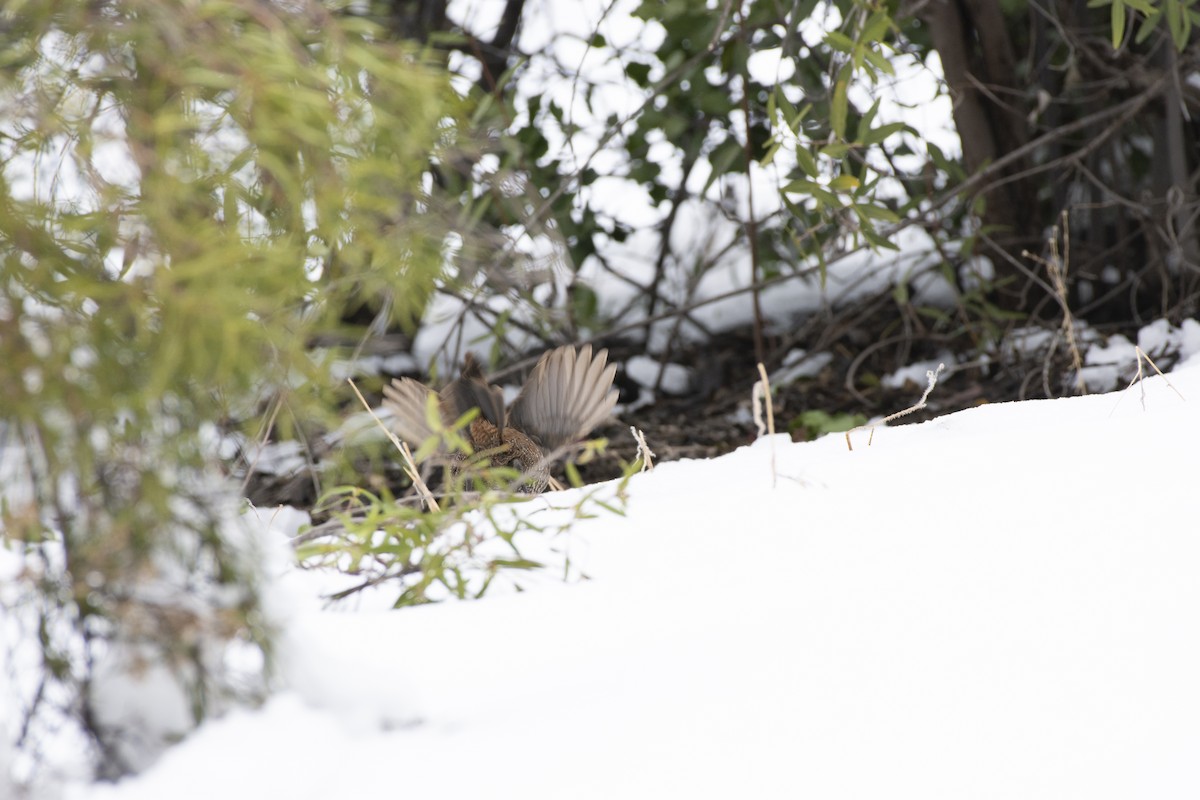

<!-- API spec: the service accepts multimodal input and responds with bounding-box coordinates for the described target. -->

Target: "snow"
[625,354,692,395]
[882,357,947,389]
[772,348,834,385]
[1076,319,1200,393]
[54,358,1200,800]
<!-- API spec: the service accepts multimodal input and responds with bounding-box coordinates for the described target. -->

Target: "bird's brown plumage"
[382,344,619,491]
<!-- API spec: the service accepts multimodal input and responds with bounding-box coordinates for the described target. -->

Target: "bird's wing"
[382,377,441,450]
[438,353,507,433]
[508,344,619,454]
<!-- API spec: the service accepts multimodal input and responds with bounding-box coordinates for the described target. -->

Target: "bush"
[0,0,455,783]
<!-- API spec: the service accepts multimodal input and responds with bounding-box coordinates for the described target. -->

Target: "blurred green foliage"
[788,409,868,441]
[0,0,460,777]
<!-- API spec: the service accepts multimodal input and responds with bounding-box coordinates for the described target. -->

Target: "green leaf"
[853,202,900,223]
[862,47,895,77]
[788,102,813,131]
[859,225,900,251]
[1166,0,1190,50]
[830,65,851,140]
[858,99,881,139]
[794,145,819,177]
[1135,8,1163,43]
[703,138,746,194]
[927,141,954,172]
[491,558,545,570]
[829,174,860,192]
[788,410,868,441]
[784,179,838,208]
[862,121,908,146]
[773,91,799,127]
[819,142,850,159]
[810,186,839,208]
[861,11,892,44]
[1111,0,1126,48]
[783,178,819,195]
[759,138,782,168]
[824,31,854,53]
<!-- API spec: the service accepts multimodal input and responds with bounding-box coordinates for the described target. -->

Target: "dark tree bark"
[920,0,1039,305]
[378,0,526,95]
[918,0,1200,319]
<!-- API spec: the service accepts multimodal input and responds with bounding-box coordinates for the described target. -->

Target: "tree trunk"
[920,0,1040,305]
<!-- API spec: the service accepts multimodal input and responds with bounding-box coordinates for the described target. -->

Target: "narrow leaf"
[829,174,860,192]
[830,66,850,140]
[794,145,819,177]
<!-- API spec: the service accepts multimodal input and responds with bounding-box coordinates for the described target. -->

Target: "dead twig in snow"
[753,363,777,488]
[630,427,656,472]
[1119,346,1186,413]
[846,363,945,450]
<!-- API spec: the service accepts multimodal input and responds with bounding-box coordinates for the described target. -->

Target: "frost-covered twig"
[846,363,945,450]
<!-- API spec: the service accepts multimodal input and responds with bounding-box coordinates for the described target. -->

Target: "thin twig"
[736,4,765,366]
[1123,346,1186,412]
[846,363,945,450]
[753,363,777,487]
[1024,210,1086,394]
[345,378,440,512]
[630,426,655,472]
[238,394,284,495]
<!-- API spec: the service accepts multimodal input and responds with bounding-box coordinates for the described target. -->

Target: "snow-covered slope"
[70,360,1200,800]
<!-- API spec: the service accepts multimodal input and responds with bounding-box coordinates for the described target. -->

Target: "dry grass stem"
[1023,211,1086,394]
[630,426,656,472]
[753,362,777,487]
[1126,346,1186,411]
[238,394,285,495]
[845,363,945,451]
[346,378,440,512]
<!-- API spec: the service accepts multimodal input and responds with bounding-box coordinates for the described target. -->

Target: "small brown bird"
[383,344,619,492]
